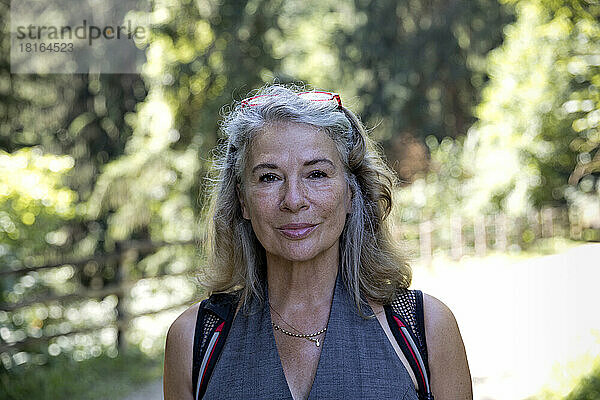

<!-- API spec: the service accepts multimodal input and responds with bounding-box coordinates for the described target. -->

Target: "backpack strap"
[191,292,239,400]
[384,289,434,400]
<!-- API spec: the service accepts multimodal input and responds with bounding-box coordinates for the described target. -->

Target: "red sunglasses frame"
[240,91,343,109]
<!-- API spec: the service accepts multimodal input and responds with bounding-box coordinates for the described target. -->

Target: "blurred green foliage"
[0,148,78,320]
[395,0,600,225]
[466,0,600,215]
[397,135,473,221]
[0,349,161,400]
[531,356,600,400]
[333,0,513,179]
[0,148,76,254]
[566,364,600,400]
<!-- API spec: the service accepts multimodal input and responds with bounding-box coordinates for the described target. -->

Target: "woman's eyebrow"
[251,158,335,174]
[304,158,335,168]
[251,163,278,174]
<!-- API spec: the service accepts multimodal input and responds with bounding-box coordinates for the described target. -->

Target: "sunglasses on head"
[240,91,343,109]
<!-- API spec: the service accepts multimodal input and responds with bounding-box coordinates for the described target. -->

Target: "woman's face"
[238,121,351,264]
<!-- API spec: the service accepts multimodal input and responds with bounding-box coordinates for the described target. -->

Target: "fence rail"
[396,206,598,263]
[0,239,197,356]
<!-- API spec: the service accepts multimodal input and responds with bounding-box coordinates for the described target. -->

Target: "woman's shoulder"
[164,302,202,400]
[168,302,202,339]
[421,293,473,398]
[422,293,457,331]
[421,292,463,356]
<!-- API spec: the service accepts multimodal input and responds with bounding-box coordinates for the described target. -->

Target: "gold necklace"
[271,322,327,347]
[269,303,327,347]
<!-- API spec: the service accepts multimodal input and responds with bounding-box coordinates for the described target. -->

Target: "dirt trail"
[121,379,163,400]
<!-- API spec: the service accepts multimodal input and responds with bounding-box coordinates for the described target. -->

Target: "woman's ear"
[236,183,250,220]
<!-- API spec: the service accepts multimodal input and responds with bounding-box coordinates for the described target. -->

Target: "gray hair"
[199,84,411,315]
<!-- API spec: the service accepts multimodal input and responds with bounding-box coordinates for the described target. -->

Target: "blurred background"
[1,0,599,399]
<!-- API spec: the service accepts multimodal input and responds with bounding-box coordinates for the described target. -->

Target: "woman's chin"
[272,251,319,263]
[266,242,338,265]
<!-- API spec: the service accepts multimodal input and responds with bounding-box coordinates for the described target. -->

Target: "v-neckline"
[265,274,341,400]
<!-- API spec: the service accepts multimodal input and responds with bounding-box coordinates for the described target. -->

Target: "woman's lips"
[277,224,318,239]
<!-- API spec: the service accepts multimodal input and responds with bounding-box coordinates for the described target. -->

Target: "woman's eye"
[259,173,279,182]
[309,170,327,179]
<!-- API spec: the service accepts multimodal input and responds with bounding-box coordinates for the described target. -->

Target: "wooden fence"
[0,240,197,356]
[395,207,598,263]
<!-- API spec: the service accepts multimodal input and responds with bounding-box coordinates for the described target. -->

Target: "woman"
[164,85,472,399]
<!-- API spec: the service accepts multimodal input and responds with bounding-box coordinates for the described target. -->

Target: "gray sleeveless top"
[203,275,418,399]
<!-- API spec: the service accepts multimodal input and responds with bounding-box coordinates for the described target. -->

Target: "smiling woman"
[163,84,472,400]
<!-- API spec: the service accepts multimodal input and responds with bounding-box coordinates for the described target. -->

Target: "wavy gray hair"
[199,84,411,314]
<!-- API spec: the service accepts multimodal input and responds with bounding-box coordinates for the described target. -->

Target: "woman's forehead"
[259,120,323,139]
[248,122,339,161]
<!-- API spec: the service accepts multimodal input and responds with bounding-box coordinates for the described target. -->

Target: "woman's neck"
[266,247,339,325]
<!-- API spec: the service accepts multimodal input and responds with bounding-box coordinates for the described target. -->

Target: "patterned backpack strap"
[384,289,434,400]
[191,292,239,400]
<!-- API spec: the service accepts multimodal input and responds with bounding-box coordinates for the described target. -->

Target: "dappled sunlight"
[127,307,187,356]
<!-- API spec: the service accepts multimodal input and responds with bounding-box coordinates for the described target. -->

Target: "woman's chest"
[202,290,418,400]
[274,333,323,400]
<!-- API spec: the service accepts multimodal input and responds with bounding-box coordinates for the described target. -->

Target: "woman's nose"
[279,178,308,212]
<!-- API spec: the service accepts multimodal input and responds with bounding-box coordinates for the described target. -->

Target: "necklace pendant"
[315,338,320,347]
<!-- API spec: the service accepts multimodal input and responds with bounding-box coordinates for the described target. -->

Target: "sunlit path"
[413,243,600,400]
[120,379,163,400]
